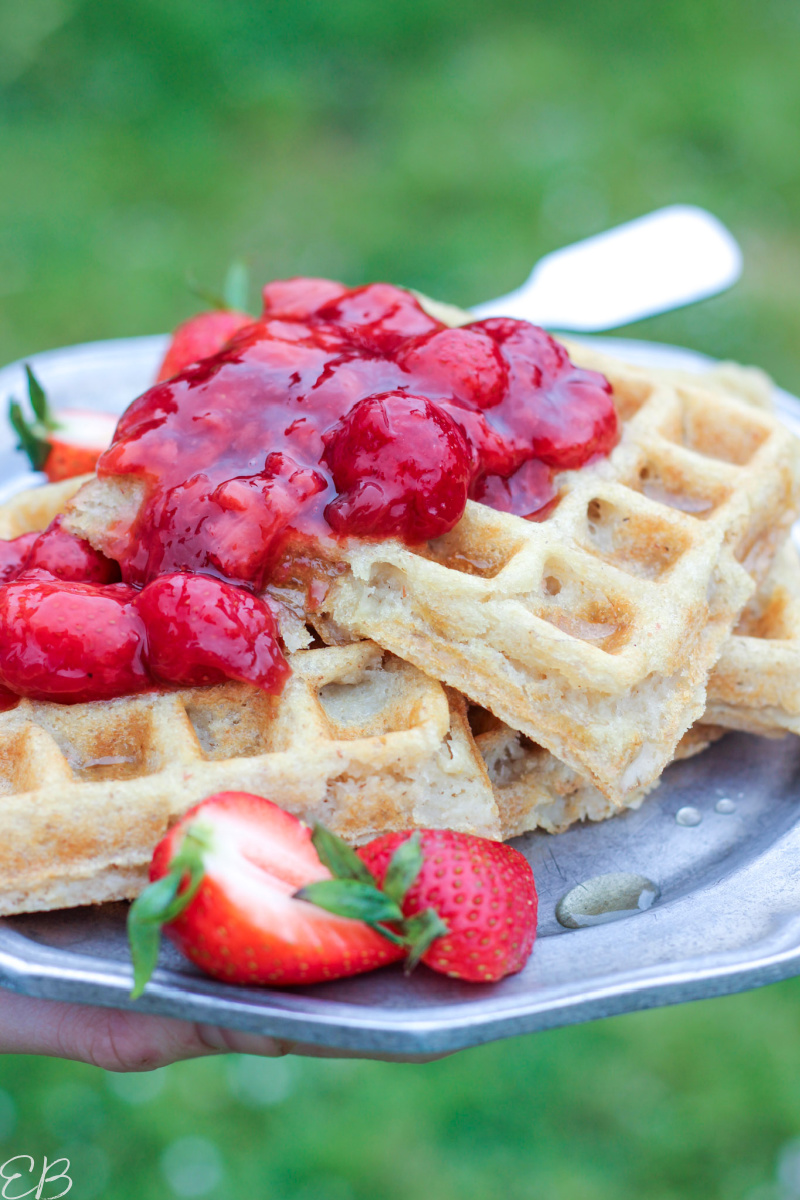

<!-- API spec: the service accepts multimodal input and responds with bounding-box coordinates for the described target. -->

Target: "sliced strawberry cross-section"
[128,793,404,996]
[8,364,118,482]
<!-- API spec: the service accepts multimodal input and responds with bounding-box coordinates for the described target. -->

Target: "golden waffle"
[63,344,800,801]
[474,708,725,839]
[0,475,91,537]
[478,532,800,839]
[0,641,500,916]
[453,353,800,834]
[0,467,795,912]
[313,345,799,800]
[704,536,800,737]
[0,479,679,910]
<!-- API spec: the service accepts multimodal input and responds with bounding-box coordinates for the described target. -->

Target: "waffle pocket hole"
[674,392,769,465]
[537,565,633,652]
[185,687,278,759]
[610,378,652,422]
[31,709,158,781]
[476,726,546,789]
[633,462,724,518]
[425,526,524,578]
[0,730,43,794]
[735,588,793,639]
[318,658,422,739]
[582,497,691,580]
[540,600,632,653]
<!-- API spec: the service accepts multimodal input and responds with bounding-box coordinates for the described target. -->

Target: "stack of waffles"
[0,338,799,916]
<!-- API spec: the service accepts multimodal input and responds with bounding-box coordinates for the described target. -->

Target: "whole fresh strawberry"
[357,830,538,982]
[155,309,253,383]
[155,259,256,382]
[127,793,404,997]
[9,365,118,482]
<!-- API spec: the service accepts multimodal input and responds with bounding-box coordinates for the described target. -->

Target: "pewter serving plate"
[0,334,798,1056]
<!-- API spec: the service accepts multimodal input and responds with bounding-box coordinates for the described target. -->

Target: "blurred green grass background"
[2,1,800,1197]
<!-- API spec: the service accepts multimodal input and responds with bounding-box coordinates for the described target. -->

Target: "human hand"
[0,987,436,1070]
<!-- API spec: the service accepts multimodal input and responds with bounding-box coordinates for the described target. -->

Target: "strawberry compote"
[0,525,289,705]
[0,278,617,706]
[101,278,617,589]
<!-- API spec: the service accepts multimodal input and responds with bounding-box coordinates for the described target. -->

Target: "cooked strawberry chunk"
[203,455,326,588]
[135,572,290,693]
[0,578,148,703]
[316,283,441,355]
[23,516,121,584]
[398,327,508,410]
[156,309,255,383]
[478,318,617,470]
[471,458,556,518]
[262,277,349,320]
[323,392,471,542]
[0,533,39,584]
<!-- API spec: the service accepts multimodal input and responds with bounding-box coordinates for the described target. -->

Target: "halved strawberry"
[9,364,118,482]
[127,793,404,998]
[40,410,119,481]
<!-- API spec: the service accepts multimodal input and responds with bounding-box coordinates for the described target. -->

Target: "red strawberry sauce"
[0,279,617,705]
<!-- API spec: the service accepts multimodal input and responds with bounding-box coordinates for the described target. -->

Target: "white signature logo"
[0,1157,71,1199]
